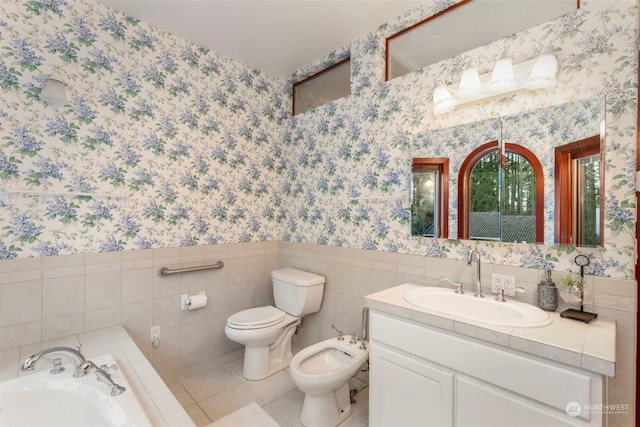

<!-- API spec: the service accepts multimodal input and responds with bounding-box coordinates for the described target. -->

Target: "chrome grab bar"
[157,260,224,277]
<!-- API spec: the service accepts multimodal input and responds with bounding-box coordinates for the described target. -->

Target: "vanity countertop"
[364,283,616,377]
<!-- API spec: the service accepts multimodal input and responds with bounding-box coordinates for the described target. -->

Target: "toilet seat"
[227,306,286,330]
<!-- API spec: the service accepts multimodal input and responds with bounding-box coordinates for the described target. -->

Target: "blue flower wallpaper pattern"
[0,0,637,279]
[0,0,288,258]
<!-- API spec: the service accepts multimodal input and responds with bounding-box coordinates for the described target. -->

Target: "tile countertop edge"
[364,284,616,378]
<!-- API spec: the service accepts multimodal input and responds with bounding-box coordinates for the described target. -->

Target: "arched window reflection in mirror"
[554,135,603,246]
[458,142,543,243]
[411,158,448,238]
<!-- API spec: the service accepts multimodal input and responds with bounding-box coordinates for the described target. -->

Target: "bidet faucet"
[467,248,483,298]
[22,346,87,378]
[331,324,344,341]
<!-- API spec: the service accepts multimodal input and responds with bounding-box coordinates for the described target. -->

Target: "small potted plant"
[558,272,584,304]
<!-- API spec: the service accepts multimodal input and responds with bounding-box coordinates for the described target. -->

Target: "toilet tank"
[272,268,325,316]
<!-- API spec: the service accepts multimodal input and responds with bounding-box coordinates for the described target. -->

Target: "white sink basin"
[403,287,551,328]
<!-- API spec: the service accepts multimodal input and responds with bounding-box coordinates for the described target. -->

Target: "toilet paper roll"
[187,293,208,311]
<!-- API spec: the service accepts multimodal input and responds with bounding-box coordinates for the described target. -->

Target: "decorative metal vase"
[537,270,558,312]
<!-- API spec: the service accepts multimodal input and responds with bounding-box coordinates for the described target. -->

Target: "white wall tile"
[42,275,84,319]
[43,313,84,341]
[86,270,122,311]
[0,280,42,327]
[122,267,153,304]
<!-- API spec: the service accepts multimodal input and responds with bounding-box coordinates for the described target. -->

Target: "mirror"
[411,97,605,247]
[386,0,578,81]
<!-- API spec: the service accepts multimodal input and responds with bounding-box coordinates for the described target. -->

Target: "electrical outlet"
[502,274,516,295]
[150,325,161,343]
[491,273,503,293]
[492,273,516,295]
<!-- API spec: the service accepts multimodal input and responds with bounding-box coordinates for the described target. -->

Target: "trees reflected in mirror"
[410,97,604,247]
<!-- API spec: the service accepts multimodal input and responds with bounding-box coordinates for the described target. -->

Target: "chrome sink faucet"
[468,248,484,298]
[22,346,87,378]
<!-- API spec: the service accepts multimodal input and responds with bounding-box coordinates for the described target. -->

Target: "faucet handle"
[495,289,507,302]
[50,358,65,375]
[441,276,464,294]
[99,363,118,374]
[331,324,344,341]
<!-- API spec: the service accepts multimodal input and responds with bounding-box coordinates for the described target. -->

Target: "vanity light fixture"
[40,77,68,106]
[433,47,559,116]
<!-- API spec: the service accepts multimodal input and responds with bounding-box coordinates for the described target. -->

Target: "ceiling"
[98,0,425,79]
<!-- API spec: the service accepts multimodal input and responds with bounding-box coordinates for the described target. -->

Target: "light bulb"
[526,46,558,90]
[490,51,515,91]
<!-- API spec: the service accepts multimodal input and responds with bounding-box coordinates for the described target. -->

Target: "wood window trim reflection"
[458,141,544,242]
[412,157,449,238]
[554,135,603,246]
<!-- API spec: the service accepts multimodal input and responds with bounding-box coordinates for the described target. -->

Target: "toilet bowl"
[225,268,325,381]
[224,306,300,380]
[289,337,369,427]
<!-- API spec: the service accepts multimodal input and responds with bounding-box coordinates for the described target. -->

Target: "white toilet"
[224,268,325,381]
[289,336,369,427]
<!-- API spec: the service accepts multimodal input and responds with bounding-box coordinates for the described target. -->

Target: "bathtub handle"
[99,363,118,374]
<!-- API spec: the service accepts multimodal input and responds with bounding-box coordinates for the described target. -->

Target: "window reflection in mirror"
[411,158,448,238]
[554,135,603,246]
[386,0,578,81]
[459,142,543,243]
[469,150,500,240]
[293,58,350,115]
[410,97,604,246]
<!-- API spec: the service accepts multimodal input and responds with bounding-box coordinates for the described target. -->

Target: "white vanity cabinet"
[369,311,606,427]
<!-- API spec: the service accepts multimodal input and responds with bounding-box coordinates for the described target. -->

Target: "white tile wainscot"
[365,284,617,427]
[1,325,195,427]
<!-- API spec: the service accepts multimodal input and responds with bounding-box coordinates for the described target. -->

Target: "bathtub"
[0,354,153,427]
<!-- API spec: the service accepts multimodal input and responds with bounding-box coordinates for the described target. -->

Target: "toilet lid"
[227,306,286,329]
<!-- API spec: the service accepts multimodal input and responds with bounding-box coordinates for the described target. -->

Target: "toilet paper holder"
[181,291,207,311]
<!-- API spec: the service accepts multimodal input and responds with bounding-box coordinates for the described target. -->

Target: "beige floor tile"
[263,405,293,427]
[198,383,265,422]
[351,386,369,424]
[177,359,222,382]
[184,404,212,427]
[221,357,246,381]
[168,382,195,408]
[181,366,239,402]
[243,369,297,404]
[268,388,305,427]
[215,348,244,365]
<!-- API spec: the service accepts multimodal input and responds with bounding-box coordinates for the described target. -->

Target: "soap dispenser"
[537,270,558,312]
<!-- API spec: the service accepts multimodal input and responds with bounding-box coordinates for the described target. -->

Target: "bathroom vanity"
[365,284,616,427]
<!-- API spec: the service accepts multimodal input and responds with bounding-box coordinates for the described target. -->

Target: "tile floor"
[160,349,369,427]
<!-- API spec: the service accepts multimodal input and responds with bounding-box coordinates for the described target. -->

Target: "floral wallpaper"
[0,0,637,280]
[283,0,638,279]
[0,0,288,258]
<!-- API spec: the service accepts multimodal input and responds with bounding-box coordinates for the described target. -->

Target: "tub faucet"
[22,346,87,378]
[467,248,484,298]
[81,360,126,396]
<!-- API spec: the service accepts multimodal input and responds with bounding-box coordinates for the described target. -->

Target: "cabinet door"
[456,376,586,427]
[370,343,454,427]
